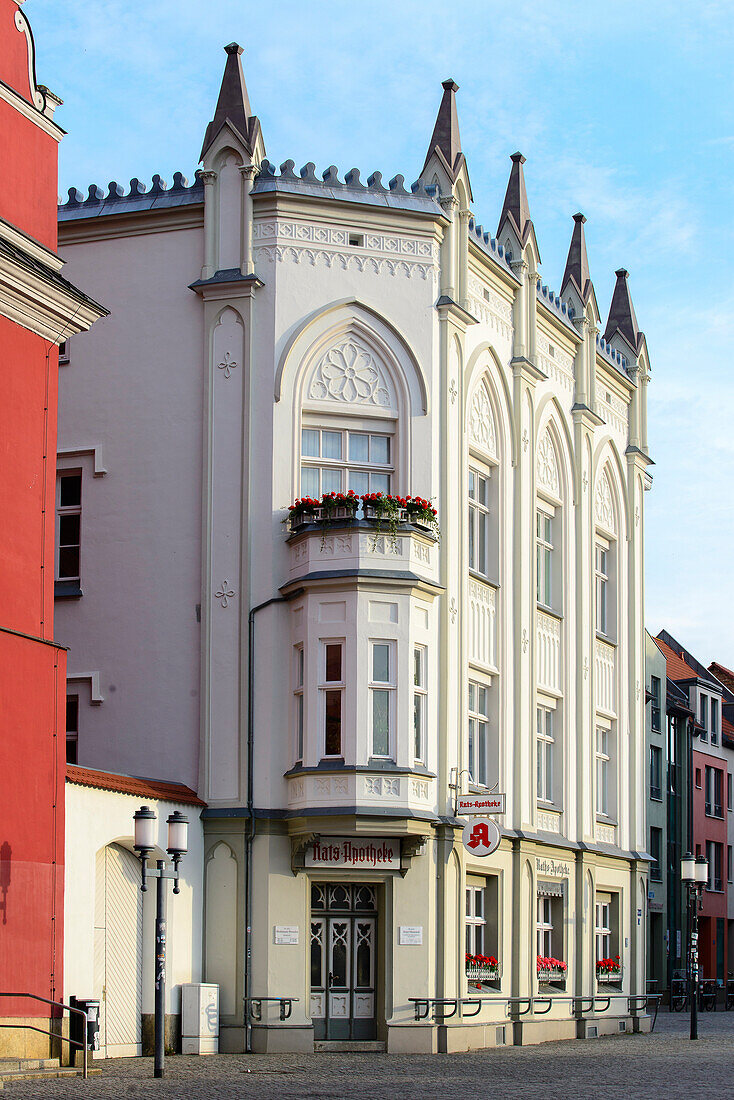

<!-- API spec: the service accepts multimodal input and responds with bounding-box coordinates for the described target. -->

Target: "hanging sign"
[305,837,400,869]
[462,818,501,857]
[457,793,505,816]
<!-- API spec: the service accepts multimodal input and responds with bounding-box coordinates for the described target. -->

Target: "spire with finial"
[497,152,538,259]
[200,43,262,162]
[604,268,642,352]
[561,213,593,305]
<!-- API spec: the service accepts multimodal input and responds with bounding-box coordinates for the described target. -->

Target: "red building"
[656,631,730,985]
[0,0,105,1053]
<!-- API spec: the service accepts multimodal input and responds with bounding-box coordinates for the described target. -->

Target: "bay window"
[321,642,344,757]
[370,641,395,759]
[294,646,304,763]
[413,646,427,764]
[301,426,392,497]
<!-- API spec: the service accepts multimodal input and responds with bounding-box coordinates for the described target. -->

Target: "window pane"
[301,466,319,497]
[325,644,342,682]
[478,475,488,507]
[297,695,304,760]
[347,469,369,496]
[322,468,342,494]
[372,643,390,682]
[414,694,423,759]
[325,691,341,755]
[468,683,475,712]
[66,697,78,733]
[59,514,80,546]
[468,717,475,779]
[478,721,487,785]
[469,470,476,500]
[302,429,320,457]
[414,648,423,686]
[478,687,487,716]
[370,472,390,495]
[297,648,304,686]
[479,514,487,574]
[322,431,342,460]
[66,738,78,764]
[372,690,390,755]
[468,509,475,571]
[348,433,369,463]
[370,435,390,464]
[59,547,80,579]
[59,475,81,507]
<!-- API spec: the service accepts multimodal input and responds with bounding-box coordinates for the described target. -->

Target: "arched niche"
[204,842,238,1016]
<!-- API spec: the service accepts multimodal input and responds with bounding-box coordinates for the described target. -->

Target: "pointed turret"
[200,43,263,162]
[496,152,539,261]
[561,213,593,304]
[422,78,463,179]
[604,268,643,353]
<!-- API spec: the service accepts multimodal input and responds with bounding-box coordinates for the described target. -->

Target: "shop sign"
[273,926,299,945]
[398,926,423,945]
[457,793,505,816]
[305,837,400,869]
[462,819,501,857]
[535,856,570,878]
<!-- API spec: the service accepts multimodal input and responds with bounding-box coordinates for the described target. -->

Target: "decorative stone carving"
[536,429,560,496]
[308,340,392,407]
[383,778,400,796]
[411,779,429,800]
[365,777,381,795]
[469,384,497,457]
[217,352,237,379]
[595,470,615,534]
[215,580,235,608]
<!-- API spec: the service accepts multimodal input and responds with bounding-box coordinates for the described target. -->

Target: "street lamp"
[133,806,189,1078]
[681,852,708,1041]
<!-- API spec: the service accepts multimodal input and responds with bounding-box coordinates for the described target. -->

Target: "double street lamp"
[681,853,708,1041]
[133,806,189,1078]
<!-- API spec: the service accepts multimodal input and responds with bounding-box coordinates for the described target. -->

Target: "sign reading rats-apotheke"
[305,837,400,868]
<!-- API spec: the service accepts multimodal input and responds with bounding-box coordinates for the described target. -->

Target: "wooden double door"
[310,883,377,1040]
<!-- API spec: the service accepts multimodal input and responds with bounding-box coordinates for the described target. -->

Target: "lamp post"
[681,852,708,1040]
[133,806,188,1078]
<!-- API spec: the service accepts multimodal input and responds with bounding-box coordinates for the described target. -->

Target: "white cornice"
[0,77,63,141]
[0,250,106,342]
[0,215,64,271]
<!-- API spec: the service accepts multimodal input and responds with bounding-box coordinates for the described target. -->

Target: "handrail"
[407,997,480,1021]
[0,993,88,1079]
[245,996,299,1022]
[407,991,655,1028]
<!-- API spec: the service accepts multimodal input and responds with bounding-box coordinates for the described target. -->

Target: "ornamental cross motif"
[218,352,238,379]
[449,598,458,623]
[582,470,589,492]
[449,379,457,404]
[215,580,235,608]
[522,429,529,453]
[522,628,529,653]
[583,657,589,680]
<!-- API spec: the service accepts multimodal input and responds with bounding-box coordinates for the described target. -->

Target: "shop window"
[465,877,500,987]
[413,646,427,764]
[536,886,565,984]
[66,695,79,764]
[301,426,392,497]
[369,641,395,759]
[320,641,344,758]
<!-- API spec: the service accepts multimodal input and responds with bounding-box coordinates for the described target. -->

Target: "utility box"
[181,983,219,1054]
[70,998,101,1053]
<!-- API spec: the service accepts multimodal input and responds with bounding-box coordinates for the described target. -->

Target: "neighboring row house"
[55,46,653,1052]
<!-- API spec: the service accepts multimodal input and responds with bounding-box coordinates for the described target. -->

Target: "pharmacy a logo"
[461,818,501,856]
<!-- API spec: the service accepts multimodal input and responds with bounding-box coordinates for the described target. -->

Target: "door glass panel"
[328,884,350,910]
[310,921,324,987]
[330,921,349,986]
[356,922,372,987]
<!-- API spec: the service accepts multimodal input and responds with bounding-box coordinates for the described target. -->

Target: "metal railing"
[245,997,299,1022]
[407,992,661,1032]
[0,993,88,1079]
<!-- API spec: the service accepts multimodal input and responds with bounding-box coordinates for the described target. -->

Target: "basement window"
[348,233,364,247]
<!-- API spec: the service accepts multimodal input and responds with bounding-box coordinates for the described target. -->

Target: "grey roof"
[561,213,593,305]
[200,43,261,161]
[58,173,203,222]
[467,217,517,278]
[497,152,533,246]
[604,268,642,353]
[422,79,463,179]
[0,234,107,314]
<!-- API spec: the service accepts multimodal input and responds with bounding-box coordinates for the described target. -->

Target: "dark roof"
[656,630,722,691]
[200,43,260,161]
[561,213,593,305]
[497,152,534,250]
[603,268,642,353]
[422,79,463,179]
[58,173,204,222]
[0,235,107,314]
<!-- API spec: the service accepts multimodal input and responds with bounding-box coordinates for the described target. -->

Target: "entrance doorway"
[310,883,377,1040]
[94,844,143,1057]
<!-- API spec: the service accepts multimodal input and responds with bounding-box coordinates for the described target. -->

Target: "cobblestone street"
[5,1013,734,1100]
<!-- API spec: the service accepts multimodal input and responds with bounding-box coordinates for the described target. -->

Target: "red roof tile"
[66,765,205,806]
[655,637,699,683]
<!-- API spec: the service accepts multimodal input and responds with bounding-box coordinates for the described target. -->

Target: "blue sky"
[29,0,734,664]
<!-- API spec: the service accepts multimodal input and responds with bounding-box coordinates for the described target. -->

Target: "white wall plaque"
[305,837,400,869]
[274,925,299,945]
[398,926,423,945]
[457,793,505,816]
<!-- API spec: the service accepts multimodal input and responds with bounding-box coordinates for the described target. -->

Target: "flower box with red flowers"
[465,953,500,985]
[536,955,567,982]
[360,493,409,525]
[287,491,359,532]
[596,956,622,982]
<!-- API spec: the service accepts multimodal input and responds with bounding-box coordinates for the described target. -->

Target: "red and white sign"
[305,837,399,868]
[457,793,505,816]
[462,819,501,857]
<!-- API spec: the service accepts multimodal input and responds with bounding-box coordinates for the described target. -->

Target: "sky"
[28,0,734,665]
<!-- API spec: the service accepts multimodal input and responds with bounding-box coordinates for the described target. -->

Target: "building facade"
[644,632,667,992]
[0,0,105,1055]
[56,48,652,1052]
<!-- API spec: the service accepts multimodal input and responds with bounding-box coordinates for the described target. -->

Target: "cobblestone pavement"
[6,1012,734,1100]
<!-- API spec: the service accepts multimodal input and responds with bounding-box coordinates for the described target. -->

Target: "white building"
[56,47,653,1053]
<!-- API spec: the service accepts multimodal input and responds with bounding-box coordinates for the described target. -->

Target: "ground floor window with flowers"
[465,881,500,986]
[536,893,566,982]
[595,895,621,982]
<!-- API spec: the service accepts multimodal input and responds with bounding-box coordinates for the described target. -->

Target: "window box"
[596,959,622,983]
[465,955,501,985]
[362,501,408,524]
[537,956,567,984]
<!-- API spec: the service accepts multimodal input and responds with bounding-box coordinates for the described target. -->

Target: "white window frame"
[56,470,82,583]
[369,640,395,760]
[595,899,612,961]
[319,640,344,759]
[536,509,553,608]
[465,884,486,956]
[536,896,553,958]
[700,693,708,740]
[595,543,609,636]
[468,680,489,787]
[413,645,427,764]
[468,464,490,578]
[300,424,393,498]
[711,696,719,745]
[596,724,611,817]
[294,645,304,763]
[536,704,554,804]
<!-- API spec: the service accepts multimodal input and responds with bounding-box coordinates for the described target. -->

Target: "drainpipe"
[245,588,304,1053]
